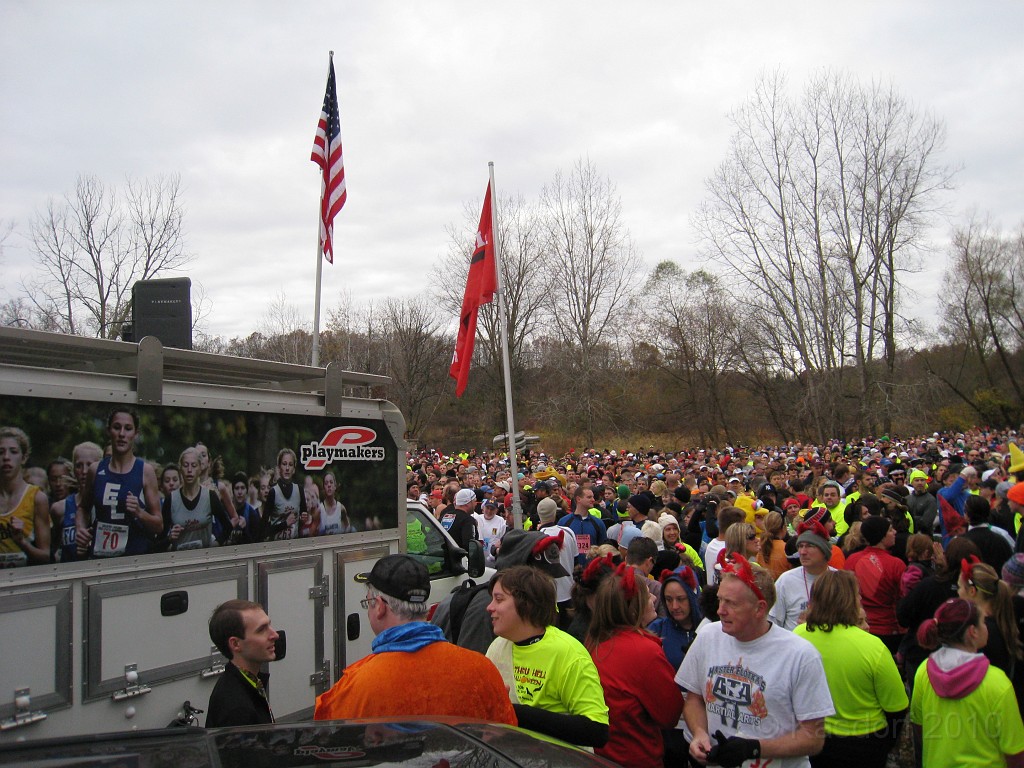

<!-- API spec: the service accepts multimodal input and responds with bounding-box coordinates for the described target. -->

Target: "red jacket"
[845,547,906,635]
[590,629,683,768]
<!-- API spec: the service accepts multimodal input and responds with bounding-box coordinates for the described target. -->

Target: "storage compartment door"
[332,545,390,682]
[0,587,72,722]
[85,566,246,700]
[257,555,325,721]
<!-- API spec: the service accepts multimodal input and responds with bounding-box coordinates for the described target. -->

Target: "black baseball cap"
[354,555,430,604]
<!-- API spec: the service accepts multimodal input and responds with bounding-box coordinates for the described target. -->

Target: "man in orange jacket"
[314,554,516,724]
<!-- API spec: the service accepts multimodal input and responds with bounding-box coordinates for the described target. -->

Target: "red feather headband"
[717,552,765,603]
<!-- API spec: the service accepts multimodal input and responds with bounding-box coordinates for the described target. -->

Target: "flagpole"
[312,240,324,367]
[488,162,523,528]
[311,50,334,368]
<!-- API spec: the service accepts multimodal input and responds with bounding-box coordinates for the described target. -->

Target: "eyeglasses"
[359,596,379,610]
[746,533,758,541]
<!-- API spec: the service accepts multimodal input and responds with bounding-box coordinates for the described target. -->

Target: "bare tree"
[815,73,953,433]
[435,192,548,424]
[324,289,360,370]
[227,292,311,364]
[0,218,13,261]
[376,297,450,438]
[261,292,313,365]
[696,70,952,441]
[540,158,642,443]
[697,72,845,442]
[25,175,191,339]
[0,297,37,329]
[729,315,799,443]
[635,262,739,443]
[189,282,222,353]
[929,215,1024,423]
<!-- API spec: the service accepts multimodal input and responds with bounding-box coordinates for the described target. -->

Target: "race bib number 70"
[94,521,129,557]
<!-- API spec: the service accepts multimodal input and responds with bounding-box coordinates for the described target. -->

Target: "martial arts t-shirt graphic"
[676,623,834,768]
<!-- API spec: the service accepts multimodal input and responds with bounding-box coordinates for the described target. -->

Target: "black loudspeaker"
[129,277,193,350]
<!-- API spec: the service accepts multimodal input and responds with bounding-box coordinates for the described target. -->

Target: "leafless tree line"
[926,215,1024,426]
[432,157,642,445]
[695,70,955,442]
[6,70,1022,447]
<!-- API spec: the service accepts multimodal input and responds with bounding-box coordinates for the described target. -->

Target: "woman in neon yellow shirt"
[485,565,609,748]
[910,597,1024,768]
[794,570,908,768]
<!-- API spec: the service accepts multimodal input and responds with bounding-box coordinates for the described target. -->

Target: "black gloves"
[707,729,761,767]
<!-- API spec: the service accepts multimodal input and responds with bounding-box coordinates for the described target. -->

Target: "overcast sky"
[2,1,1022,341]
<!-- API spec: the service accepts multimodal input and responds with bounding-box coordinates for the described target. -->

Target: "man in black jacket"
[441,488,479,550]
[206,599,279,727]
[963,495,1013,572]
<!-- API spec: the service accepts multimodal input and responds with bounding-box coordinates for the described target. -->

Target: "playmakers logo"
[301,427,386,470]
[294,745,366,759]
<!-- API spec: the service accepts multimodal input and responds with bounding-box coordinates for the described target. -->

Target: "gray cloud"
[2,1,1021,339]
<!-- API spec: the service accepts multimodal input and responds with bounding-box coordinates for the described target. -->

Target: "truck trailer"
[0,327,484,739]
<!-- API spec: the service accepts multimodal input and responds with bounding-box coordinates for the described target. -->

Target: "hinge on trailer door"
[309,660,331,688]
[200,646,227,679]
[0,688,47,731]
[111,664,152,702]
[308,576,330,607]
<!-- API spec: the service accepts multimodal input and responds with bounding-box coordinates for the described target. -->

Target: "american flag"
[311,58,347,264]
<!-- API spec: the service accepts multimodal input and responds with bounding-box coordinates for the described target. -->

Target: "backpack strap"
[448,578,491,644]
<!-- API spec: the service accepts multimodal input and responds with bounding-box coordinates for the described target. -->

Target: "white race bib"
[0,551,26,568]
[94,521,129,557]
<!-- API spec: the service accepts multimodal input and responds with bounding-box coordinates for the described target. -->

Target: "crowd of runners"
[7,414,1024,766]
[398,427,1024,767]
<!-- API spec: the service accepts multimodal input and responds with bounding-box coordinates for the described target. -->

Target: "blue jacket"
[937,476,970,542]
[647,569,703,670]
[556,512,606,564]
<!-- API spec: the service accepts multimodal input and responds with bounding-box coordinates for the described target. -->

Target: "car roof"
[0,718,619,768]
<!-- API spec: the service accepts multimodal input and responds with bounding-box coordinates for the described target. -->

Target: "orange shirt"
[756,539,792,581]
[315,639,516,725]
[828,544,846,570]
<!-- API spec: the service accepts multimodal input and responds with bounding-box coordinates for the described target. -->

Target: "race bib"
[576,534,591,551]
[94,521,129,557]
[0,552,26,568]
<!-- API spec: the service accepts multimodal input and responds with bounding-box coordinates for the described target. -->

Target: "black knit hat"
[861,515,891,546]
[628,494,652,516]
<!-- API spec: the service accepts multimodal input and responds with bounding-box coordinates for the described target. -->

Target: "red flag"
[311,59,347,264]
[449,182,498,397]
